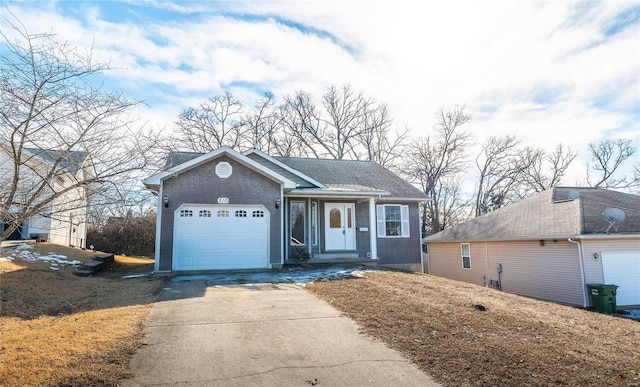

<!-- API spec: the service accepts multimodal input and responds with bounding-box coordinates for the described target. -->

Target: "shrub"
[87,214,155,257]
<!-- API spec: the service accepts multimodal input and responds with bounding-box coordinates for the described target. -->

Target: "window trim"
[461,243,471,269]
[376,204,410,238]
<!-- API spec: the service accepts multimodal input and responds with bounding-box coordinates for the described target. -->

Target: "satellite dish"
[568,190,581,200]
[603,207,627,234]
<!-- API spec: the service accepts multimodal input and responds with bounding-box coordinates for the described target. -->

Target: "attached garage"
[601,251,640,306]
[173,205,270,271]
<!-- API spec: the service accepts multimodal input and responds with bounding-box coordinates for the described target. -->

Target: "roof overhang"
[243,149,326,188]
[143,146,297,193]
[424,233,640,243]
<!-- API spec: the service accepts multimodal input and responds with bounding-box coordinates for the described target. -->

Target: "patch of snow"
[172,265,374,286]
[4,244,81,266]
[622,309,640,320]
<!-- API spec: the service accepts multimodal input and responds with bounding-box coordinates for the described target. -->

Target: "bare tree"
[277,84,406,163]
[279,90,326,158]
[172,92,245,153]
[354,103,408,169]
[405,106,472,235]
[587,139,639,190]
[0,17,154,243]
[242,92,280,152]
[521,143,577,194]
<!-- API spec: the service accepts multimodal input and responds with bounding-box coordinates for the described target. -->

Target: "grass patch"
[0,243,165,386]
[306,269,640,387]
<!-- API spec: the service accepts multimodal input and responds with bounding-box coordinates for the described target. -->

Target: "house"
[423,187,640,307]
[143,147,428,274]
[0,145,91,248]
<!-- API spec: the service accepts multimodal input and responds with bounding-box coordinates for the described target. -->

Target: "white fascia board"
[377,197,430,202]
[286,188,388,198]
[243,148,326,188]
[423,235,582,243]
[142,147,296,190]
[424,233,640,243]
[575,234,640,240]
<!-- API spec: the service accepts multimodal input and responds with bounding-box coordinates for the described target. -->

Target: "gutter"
[568,237,589,308]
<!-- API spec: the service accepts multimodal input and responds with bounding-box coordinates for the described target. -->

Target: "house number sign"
[217,197,229,204]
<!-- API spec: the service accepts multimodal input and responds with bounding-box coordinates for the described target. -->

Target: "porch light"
[163,195,169,208]
[275,197,281,209]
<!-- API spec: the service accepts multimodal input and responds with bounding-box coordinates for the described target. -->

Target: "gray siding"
[159,156,282,271]
[429,240,584,306]
[355,201,371,257]
[376,202,422,266]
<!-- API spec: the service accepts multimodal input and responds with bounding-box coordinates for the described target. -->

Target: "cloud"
[3,0,638,187]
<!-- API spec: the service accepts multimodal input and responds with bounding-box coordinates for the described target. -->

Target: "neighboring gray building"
[423,187,640,307]
[143,147,428,274]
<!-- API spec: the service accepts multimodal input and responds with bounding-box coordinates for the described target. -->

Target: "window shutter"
[377,205,385,237]
[401,205,410,237]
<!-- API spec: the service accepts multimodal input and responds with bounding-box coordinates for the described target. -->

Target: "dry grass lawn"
[306,269,640,387]
[0,243,165,386]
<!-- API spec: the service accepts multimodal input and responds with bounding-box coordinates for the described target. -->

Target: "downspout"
[568,237,588,308]
[153,183,163,274]
[419,240,424,274]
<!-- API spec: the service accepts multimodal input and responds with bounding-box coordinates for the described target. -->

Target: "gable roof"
[143,147,297,192]
[424,187,640,242]
[156,150,427,200]
[21,148,88,175]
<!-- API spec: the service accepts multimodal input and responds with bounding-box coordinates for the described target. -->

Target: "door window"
[329,208,341,228]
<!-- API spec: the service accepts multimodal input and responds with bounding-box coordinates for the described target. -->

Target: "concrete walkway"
[122,280,440,386]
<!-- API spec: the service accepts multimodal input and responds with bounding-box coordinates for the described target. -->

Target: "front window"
[461,243,471,269]
[377,205,410,237]
[290,201,305,245]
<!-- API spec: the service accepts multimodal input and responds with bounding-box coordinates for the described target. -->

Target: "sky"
[2,0,639,187]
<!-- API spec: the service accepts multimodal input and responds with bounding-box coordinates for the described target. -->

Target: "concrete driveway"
[122,279,440,386]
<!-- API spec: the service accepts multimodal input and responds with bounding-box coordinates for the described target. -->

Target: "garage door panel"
[173,205,269,271]
[602,251,640,306]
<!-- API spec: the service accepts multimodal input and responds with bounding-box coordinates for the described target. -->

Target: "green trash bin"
[587,284,618,315]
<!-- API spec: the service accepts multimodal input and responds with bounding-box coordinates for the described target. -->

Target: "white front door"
[324,203,355,250]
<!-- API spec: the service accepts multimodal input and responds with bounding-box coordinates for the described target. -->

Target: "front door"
[324,203,355,250]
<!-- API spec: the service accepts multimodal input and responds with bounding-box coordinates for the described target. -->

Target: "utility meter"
[496,263,503,273]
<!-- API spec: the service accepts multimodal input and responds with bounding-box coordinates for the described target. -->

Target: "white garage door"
[602,251,640,306]
[173,205,269,271]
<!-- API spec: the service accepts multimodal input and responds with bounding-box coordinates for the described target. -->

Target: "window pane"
[235,210,247,217]
[462,256,471,269]
[329,208,341,228]
[384,205,401,236]
[217,210,229,218]
[347,208,352,228]
[290,202,305,245]
[311,202,317,245]
[461,243,470,256]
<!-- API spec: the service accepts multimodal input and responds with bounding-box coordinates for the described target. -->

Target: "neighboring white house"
[0,144,91,248]
[423,187,640,308]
